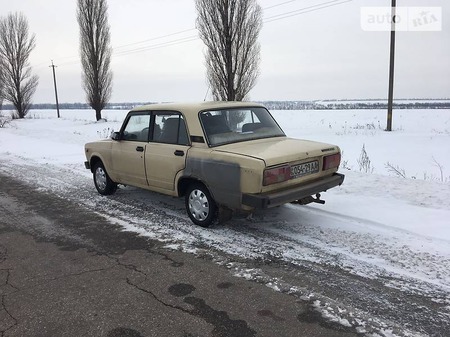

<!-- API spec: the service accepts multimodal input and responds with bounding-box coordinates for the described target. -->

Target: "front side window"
[122,114,151,142]
[200,107,285,146]
[152,112,189,145]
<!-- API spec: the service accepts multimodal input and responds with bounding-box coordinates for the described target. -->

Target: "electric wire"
[263,0,302,10]
[264,0,352,23]
[36,0,352,69]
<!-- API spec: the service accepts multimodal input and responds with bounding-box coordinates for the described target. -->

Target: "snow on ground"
[1,108,450,336]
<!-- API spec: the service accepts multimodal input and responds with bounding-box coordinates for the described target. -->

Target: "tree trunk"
[17,104,25,119]
[96,109,102,121]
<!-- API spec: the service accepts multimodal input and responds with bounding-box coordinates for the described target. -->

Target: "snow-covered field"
[1,108,449,336]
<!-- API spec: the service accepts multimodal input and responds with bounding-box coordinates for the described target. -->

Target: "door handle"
[136,146,144,152]
[174,150,184,156]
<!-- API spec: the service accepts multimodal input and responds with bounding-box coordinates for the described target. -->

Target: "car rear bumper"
[242,173,345,209]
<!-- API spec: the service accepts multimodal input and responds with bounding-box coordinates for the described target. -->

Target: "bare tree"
[0,12,39,119]
[77,0,112,121]
[196,0,262,101]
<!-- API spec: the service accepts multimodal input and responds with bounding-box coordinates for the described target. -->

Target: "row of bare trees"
[0,1,112,121]
[76,0,262,119]
[1,0,262,120]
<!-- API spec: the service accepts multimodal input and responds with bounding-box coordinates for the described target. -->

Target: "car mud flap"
[218,206,233,223]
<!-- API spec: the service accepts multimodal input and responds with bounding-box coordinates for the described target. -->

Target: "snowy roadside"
[1,109,449,336]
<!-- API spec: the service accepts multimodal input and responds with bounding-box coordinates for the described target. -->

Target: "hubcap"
[95,167,107,191]
[188,189,209,221]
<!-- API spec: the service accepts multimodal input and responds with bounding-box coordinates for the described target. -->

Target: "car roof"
[131,101,266,114]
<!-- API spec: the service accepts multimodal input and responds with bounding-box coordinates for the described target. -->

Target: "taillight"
[323,153,341,171]
[263,165,291,186]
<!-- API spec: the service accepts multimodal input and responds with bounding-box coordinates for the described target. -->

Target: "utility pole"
[50,60,60,118]
[386,0,396,131]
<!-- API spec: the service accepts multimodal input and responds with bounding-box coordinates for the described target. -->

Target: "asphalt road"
[0,173,358,337]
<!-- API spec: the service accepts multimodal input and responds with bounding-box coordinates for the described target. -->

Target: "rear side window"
[152,113,189,145]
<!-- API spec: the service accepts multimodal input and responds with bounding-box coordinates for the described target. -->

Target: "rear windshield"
[199,107,285,146]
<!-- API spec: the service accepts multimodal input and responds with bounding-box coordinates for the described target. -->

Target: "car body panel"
[111,141,147,187]
[183,147,265,210]
[214,137,337,167]
[145,142,189,191]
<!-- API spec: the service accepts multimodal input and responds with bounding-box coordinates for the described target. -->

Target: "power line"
[111,0,352,57]
[113,35,199,57]
[110,0,305,54]
[113,28,197,52]
[54,35,200,67]
[38,0,352,68]
[107,0,312,55]
[264,0,302,10]
[264,0,352,23]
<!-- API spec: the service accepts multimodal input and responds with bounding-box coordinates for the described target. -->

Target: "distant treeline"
[1,100,449,111]
[1,102,152,110]
[262,100,450,110]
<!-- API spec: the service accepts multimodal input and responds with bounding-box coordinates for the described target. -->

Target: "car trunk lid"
[213,137,338,167]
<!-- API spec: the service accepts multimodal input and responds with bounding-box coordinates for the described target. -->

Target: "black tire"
[93,161,117,195]
[185,183,217,227]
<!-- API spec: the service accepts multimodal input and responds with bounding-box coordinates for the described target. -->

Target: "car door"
[111,113,151,187]
[145,112,190,191]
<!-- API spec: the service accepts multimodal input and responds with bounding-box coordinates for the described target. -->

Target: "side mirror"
[111,132,121,141]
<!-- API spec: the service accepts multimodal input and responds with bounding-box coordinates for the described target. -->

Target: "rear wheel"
[93,161,117,195]
[185,183,217,227]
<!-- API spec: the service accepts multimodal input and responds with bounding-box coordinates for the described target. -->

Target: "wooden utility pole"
[50,60,60,118]
[386,0,396,131]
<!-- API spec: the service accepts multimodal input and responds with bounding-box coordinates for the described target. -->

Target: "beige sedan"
[85,102,344,227]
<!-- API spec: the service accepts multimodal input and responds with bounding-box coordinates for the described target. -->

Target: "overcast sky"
[1,0,449,103]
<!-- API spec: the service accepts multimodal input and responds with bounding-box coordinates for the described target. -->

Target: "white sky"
[1,0,449,103]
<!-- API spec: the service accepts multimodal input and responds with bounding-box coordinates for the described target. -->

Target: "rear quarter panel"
[183,148,264,210]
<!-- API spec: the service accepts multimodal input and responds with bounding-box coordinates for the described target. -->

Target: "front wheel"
[93,161,117,195]
[185,183,217,227]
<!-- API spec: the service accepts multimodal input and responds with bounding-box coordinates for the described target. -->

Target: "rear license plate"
[290,160,319,179]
